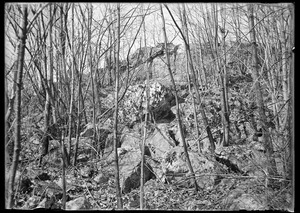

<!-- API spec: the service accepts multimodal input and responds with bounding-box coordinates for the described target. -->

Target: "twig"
[85,184,101,209]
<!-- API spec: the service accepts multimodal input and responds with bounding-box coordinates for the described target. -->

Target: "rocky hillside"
[8,42,291,210]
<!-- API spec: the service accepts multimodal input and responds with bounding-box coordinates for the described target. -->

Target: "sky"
[5,3,251,75]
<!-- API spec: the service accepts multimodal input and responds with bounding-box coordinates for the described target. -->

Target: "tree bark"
[72,3,81,166]
[140,5,148,209]
[220,5,230,145]
[39,3,55,167]
[207,4,230,147]
[113,3,123,209]
[161,3,199,192]
[6,4,28,209]
[288,3,294,207]
[248,4,277,177]
[280,16,289,105]
[67,3,76,163]
[49,4,57,125]
[61,130,67,209]
[168,4,215,152]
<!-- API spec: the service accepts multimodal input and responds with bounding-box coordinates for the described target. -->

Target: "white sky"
[5,3,271,72]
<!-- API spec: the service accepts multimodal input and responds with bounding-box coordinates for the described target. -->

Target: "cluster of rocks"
[22,80,271,210]
[78,81,270,205]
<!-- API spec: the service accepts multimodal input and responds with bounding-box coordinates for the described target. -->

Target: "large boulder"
[118,122,217,190]
[145,123,179,181]
[119,82,177,127]
[119,147,155,194]
[117,124,177,194]
[147,124,178,156]
[154,145,216,189]
[214,140,268,178]
[66,197,91,210]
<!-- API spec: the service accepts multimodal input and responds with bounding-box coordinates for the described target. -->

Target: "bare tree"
[248,3,277,177]
[6,4,28,209]
[200,3,230,146]
[5,6,22,170]
[39,4,55,167]
[60,129,67,209]
[161,3,199,192]
[140,4,151,209]
[113,3,123,209]
[166,4,216,153]
[219,4,230,145]
[67,2,76,163]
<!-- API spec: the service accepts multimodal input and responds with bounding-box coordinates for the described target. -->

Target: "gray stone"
[119,149,155,194]
[66,197,91,210]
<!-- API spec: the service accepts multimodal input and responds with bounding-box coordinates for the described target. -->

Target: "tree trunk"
[208,4,230,147]
[140,6,148,209]
[187,71,201,153]
[39,3,55,167]
[6,5,27,208]
[61,130,67,209]
[248,4,277,177]
[171,4,216,152]
[72,3,81,166]
[280,17,289,105]
[50,4,57,125]
[86,4,98,159]
[5,75,11,167]
[220,5,230,144]
[161,3,199,192]
[68,2,75,163]
[110,5,116,86]
[5,62,19,166]
[288,3,294,206]
[113,3,123,209]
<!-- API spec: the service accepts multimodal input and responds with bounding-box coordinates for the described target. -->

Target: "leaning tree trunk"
[175,3,216,152]
[6,5,28,209]
[248,4,277,177]
[220,5,230,145]
[161,3,199,192]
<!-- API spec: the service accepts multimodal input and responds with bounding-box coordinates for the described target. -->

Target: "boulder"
[119,149,155,194]
[117,127,164,194]
[221,181,267,210]
[80,123,113,155]
[25,196,41,209]
[214,140,268,178]
[117,121,218,192]
[80,123,111,139]
[119,123,196,185]
[146,124,177,157]
[227,193,266,210]
[120,130,141,151]
[161,146,216,189]
[119,82,177,127]
[93,173,109,184]
[66,197,91,210]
